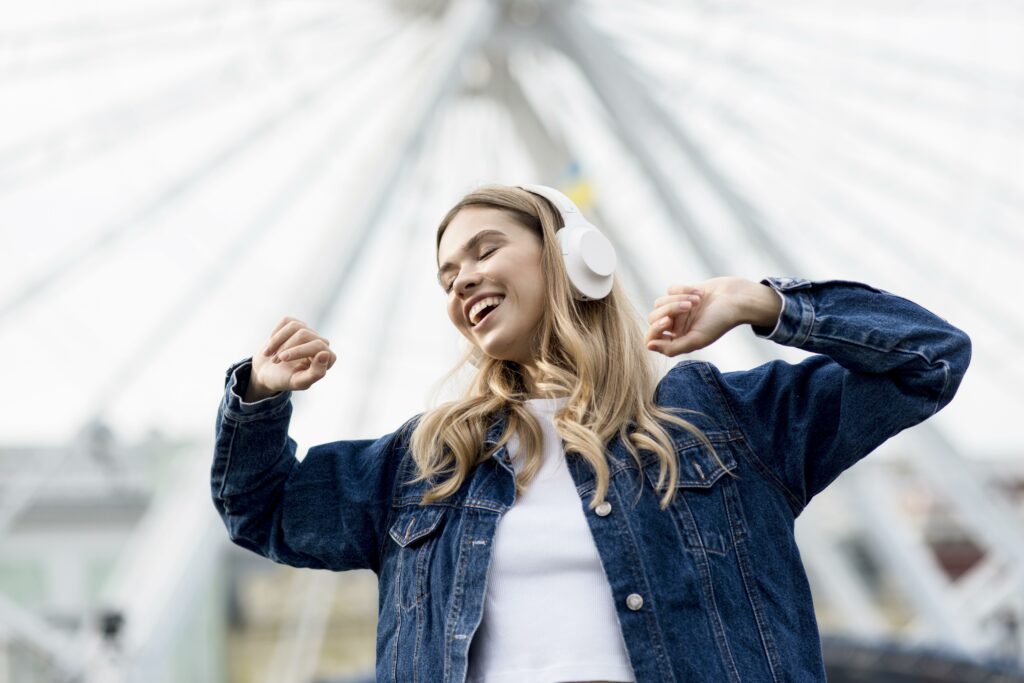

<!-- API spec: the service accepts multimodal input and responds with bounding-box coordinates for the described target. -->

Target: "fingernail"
[318,356,327,364]
[678,301,691,310]
[660,316,670,325]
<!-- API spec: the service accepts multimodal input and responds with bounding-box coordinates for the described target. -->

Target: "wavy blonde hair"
[408,184,726,510]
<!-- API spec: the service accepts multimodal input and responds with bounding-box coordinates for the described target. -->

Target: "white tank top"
[465,396,637,683]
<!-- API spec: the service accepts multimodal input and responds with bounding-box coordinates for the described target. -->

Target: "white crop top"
[465,396,637,683]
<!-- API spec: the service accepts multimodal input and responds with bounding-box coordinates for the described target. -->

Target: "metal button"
[626,593,644,610]
[595,501,612,516]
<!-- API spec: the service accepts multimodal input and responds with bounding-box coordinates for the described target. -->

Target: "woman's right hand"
[248,316,337,398]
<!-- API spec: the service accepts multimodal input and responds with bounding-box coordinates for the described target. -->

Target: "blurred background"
[1,0,1023,681]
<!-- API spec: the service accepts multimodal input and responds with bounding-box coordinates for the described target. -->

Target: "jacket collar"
[479,405,630,494]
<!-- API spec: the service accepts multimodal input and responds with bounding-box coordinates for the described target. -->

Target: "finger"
[666,284,704,296]
[645,314,677,344]
[657,307,690,336]
[281,331,331,360]
[293,350,332,370]
[647,296,700,325]
[289,353,330,390]
[270,316,305,340]
[653,309,691,343]
[652,290,703,311]
[267,323,316,357]
[264,319,309,356]
[647,337,676,355]
[272,315,302,335]
[647,332,697,356]
[648,297,701,344]
[655,288,704,307]
[676,304,698,338]
[275,339,329,364]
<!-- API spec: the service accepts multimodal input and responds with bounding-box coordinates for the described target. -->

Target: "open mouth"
[471,300,502,328]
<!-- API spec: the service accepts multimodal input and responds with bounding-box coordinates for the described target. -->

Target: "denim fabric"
[211,277,971,682]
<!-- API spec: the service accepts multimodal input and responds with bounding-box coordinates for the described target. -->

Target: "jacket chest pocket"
[388,504,449,609]
[643,436,742,557]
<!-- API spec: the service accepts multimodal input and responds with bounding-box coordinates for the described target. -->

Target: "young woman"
[212,184,971,682]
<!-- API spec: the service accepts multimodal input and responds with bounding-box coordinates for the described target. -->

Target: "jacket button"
[595,501,612,516]
[626,593,644,610]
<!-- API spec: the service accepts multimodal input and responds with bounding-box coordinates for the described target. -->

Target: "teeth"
[469,296,504,325]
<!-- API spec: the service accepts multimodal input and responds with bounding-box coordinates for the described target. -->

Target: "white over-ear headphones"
[520,184,617,301]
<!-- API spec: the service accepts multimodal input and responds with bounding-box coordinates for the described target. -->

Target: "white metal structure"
[1,0,1022,680]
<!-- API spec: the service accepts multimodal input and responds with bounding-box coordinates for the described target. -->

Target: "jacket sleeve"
[711,277,971,514]
[210,357,419,574]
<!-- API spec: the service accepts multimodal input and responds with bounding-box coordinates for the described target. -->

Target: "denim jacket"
[211,277,971,682]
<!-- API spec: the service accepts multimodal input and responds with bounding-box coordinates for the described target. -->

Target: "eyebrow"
[436,229,508,284]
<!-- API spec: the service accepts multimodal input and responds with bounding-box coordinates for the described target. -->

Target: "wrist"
[735,279,783,328]
[243,371,280,403]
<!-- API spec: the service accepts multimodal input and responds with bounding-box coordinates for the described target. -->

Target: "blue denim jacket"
[211,277,971,682]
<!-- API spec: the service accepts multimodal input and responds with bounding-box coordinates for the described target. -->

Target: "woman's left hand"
[645,277,776,357]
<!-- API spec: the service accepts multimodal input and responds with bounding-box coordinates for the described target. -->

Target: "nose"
[453,269,483,299]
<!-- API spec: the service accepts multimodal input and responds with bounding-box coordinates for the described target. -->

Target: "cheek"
[519,283,547,322]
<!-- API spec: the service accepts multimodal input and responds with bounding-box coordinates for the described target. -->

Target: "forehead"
[436,206,530,264]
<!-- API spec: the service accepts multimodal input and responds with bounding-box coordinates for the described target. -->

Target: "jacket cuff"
[750,277,814,345]
[223,357,292,419]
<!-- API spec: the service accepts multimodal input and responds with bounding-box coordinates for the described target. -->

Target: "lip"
[464,292,505,326]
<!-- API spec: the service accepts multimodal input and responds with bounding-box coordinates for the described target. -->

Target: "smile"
[472,300,502,329]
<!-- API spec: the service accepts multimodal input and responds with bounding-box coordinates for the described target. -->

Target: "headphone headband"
[520,184,590,230]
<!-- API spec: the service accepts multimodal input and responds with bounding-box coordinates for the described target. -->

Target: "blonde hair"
[408,184,726,510]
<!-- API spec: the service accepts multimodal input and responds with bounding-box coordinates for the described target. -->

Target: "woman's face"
[437,206,547,366]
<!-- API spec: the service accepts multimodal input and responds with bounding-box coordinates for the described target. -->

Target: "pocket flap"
[675,444,736,488]
[643,437,738,490]
[388,505,447,548]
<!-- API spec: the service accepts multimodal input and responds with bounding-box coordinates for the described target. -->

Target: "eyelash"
[445,247,497,292]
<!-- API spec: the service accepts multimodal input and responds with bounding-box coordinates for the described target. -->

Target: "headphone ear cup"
[557,223,617,300]
[521,183,616,301]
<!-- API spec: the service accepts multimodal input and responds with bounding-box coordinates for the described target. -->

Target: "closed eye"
[445,247,498,293]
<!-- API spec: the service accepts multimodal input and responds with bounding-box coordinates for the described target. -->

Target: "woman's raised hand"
[250,316,337,396]
[646,277,770,357]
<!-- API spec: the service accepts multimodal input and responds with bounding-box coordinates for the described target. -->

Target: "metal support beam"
[537,3,732,277]
[309,0,502,332]
[0,593,82,676]
[77,455,224,683]
[794,515,887,638]
[845,466,980,652]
